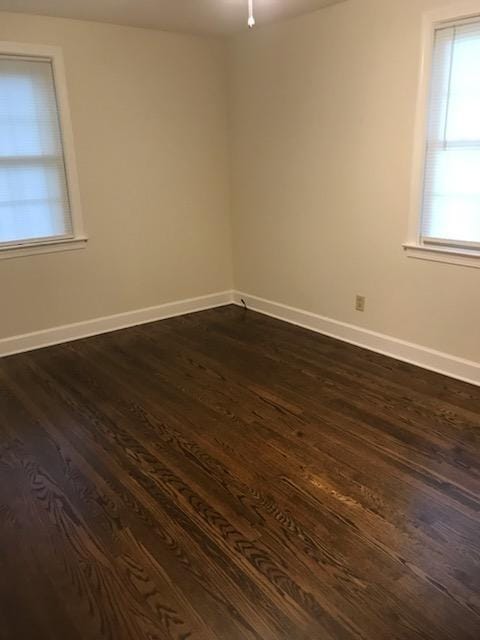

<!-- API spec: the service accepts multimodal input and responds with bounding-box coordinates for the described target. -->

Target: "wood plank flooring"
[0,305,479,640]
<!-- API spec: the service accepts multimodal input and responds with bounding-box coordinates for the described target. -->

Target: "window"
[0,42,85,258]
[406,4,480,268]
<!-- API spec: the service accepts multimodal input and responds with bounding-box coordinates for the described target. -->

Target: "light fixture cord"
[248,0,255,28]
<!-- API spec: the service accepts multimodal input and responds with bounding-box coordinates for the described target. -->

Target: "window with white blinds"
[421,17,480,250]
[0,43,84,256]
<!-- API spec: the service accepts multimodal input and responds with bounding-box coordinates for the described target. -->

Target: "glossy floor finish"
[0,306,479,640]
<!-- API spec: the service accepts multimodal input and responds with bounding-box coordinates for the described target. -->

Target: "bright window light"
[422,18,480,249]
[0,54,76,248]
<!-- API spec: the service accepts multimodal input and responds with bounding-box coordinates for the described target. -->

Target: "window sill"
[403,243,480,269]
[0,236,88,260]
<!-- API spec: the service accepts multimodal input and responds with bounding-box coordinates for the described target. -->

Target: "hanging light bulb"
[248,0,255,28]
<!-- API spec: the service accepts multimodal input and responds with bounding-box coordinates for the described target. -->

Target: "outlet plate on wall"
[355,295,366,312]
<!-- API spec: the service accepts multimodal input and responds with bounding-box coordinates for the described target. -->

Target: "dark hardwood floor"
[0,305,479,640]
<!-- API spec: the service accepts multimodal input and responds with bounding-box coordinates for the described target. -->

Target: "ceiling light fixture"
[248,0,256,28]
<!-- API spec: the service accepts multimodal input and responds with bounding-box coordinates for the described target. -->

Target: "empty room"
[0,0,479,638]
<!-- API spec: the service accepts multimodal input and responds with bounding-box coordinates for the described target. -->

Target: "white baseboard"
[3,287,478,387]
[233,291,480,387]
[0,290,234,358]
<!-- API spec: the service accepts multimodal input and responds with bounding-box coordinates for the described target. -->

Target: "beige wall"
[229,0,480,363]
[0,12,233,339]
[2,2,479,364]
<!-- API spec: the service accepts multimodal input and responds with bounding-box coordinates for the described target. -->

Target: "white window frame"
[405,1,480,269]
[0,41,87,260]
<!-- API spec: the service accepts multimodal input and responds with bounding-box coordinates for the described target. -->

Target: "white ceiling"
[0,0,346,36]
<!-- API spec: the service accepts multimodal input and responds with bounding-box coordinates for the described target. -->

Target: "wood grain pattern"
[0,304,479,640]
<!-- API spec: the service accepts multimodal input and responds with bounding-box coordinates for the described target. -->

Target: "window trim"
[405,1,480,269]
[0,41,87,259]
